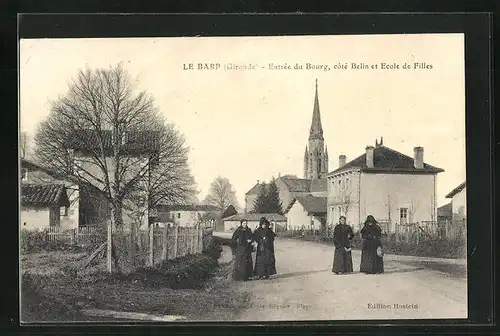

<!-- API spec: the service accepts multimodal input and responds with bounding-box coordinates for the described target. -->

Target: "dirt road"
[227,237,467,321]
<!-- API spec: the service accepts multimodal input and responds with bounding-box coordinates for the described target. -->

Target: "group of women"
[332,214,384,275]
[231,217,276,281]
[230,214,385,282]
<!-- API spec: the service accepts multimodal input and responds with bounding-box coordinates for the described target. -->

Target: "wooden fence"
[279,219,466,245]
[41,224,213,267]
[45,226,106,246]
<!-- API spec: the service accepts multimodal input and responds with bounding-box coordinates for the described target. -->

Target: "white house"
[445,181,466,221]
[20,158,78,230]
[326,140,444,233]
[156,204,219,228]
[222,213,287,232]
[285,195,327,231]
[20,184,71,231]
[65,129,159,229]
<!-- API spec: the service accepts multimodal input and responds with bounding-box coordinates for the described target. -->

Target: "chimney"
[339,155,346,168]
[414,146,424,169]
[257,180,260,184]
[365,146,375,168]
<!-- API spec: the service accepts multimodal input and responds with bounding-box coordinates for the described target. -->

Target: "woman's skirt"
[332,247,353,273]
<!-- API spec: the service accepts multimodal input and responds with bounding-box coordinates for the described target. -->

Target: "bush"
[127,254,219,289]
[20,230,93,254]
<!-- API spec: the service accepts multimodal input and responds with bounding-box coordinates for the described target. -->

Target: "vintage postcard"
[19,33,466,322]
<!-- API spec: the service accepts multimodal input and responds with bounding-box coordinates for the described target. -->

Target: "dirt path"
[228,237,467,321]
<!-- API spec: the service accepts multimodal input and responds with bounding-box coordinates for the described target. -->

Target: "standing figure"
[332,216,354,274]
[253,217,277,279]
[359,215,384,274]
[231,220,254,281]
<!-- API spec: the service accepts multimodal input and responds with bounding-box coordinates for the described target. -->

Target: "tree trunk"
[108,201,124,274]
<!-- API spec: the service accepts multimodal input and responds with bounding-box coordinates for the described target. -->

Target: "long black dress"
[253,227,277,278]
[332,223,354,273]
[231,226,254,281]
[359,224,384,274]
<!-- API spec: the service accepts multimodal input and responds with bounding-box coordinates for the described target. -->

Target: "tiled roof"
[157,204,220,212]
[286,195,327,214]
[21,184,70,207]
[328,145,444,175]
[437,202,452,217]
[245,182,265,195]
[222,213,287,222]
[64,130,159,153]
[279,177,312,192]
[445,181,466,198]
[309,178,327,193]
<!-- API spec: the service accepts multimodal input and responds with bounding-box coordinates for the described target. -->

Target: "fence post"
[107,220,113,274]
[149,224,154,267]
[173,224,178,259]
[71,228,76,245]
[161,227,168,261]
[198,225,203,253]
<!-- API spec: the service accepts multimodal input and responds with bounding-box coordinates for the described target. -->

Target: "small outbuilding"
[20,183,71,231]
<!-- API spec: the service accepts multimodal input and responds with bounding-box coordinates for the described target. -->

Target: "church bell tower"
[303,79,329,179]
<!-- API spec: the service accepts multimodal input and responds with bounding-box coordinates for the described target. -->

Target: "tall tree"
[251,182,268,213]
[267,178,284,215]
[33,64,196,272]
[204,176,238,215]
[20,132,29,159]
[251,178,283,214]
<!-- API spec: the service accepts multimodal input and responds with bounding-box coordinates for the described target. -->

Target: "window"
[177,213,181,219]
[61,206,68,216]
[400,208,408,225]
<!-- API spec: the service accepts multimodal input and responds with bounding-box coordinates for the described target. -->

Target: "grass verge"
[20,238,249,322]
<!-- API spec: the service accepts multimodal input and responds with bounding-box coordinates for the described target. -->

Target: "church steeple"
[304,79,328,180]
[309,79,324,141]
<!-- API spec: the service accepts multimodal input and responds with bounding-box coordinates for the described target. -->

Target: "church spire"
[309,79,324,140]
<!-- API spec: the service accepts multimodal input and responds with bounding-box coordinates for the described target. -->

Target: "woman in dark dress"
[231,220,254,281]
[359,215,384,274]
[253,217,277,279]
[332,216,354,274]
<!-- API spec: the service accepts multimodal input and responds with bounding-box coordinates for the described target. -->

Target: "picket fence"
[42,224,213,268]
[45,226,106,246]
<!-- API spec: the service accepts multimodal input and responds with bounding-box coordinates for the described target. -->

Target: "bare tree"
[204,176,238,215]
[33,64,196,272]
[20,132,29,159]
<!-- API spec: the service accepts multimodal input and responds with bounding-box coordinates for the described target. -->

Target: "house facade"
[326,141,444,232]
[222,213,287,232]
[157,204,219,227]
[65,129,159,229]
[244,181,264,213]
[285,195,327,231]
[20,183,70,231]
[445,181,466,221]
[20,158,78,230]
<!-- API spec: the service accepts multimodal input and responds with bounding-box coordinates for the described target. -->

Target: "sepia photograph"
[19,33,467,323]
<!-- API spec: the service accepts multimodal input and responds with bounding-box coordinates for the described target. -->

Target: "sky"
[19,34,465,208]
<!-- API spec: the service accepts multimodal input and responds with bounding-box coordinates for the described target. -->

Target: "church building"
[303,79,329,180]
[245,80,329,220]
